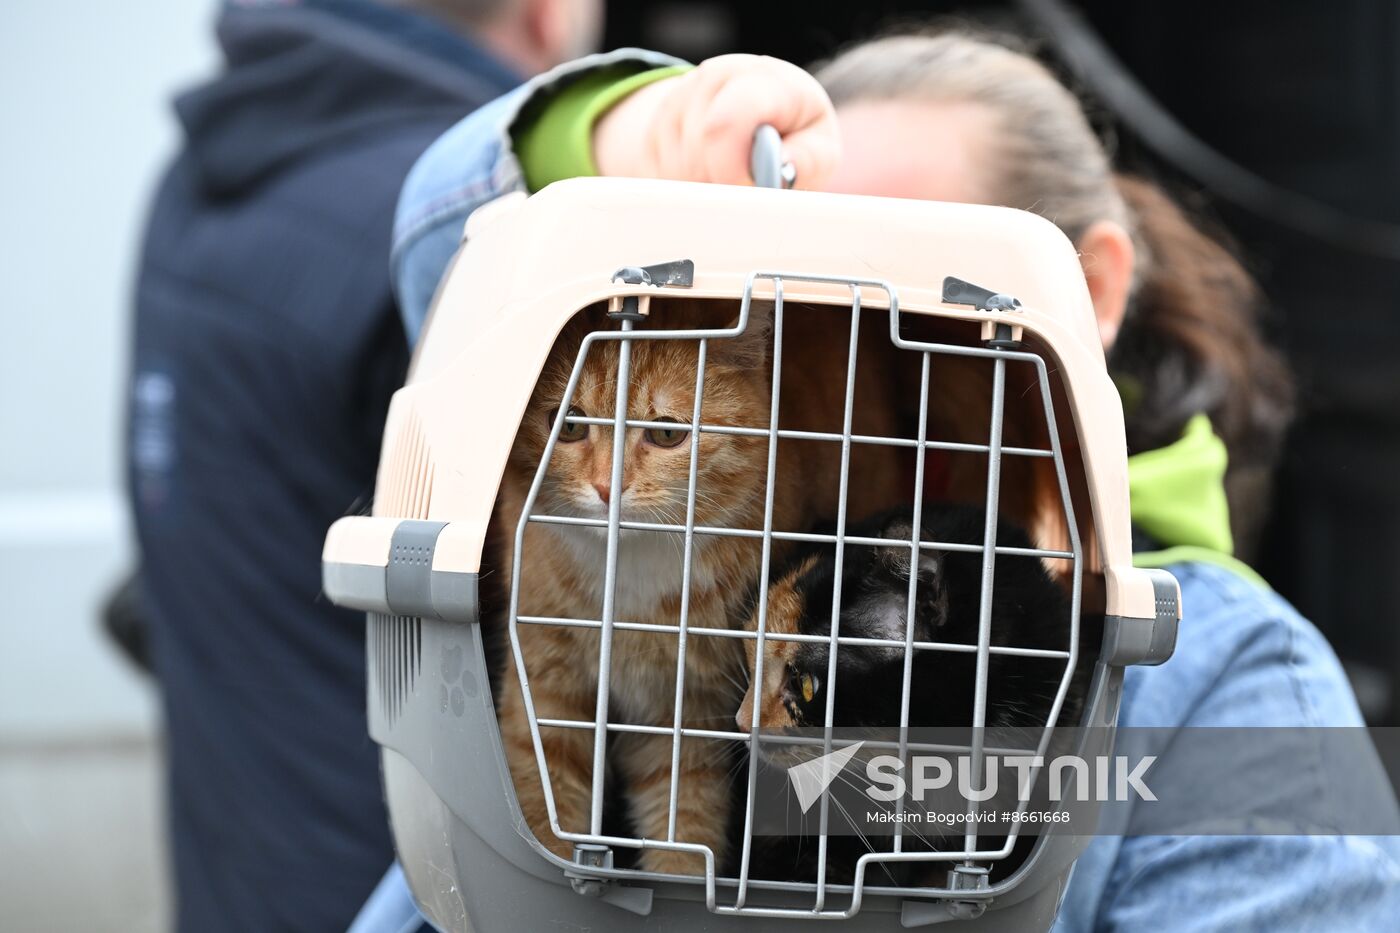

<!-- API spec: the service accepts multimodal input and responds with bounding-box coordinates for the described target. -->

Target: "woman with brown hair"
[363,29,1398,933]
[815,33,1295,557]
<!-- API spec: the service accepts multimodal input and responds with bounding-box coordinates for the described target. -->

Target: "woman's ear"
[1076,220,1135,351]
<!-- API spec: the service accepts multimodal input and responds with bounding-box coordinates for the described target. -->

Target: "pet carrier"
[323,134,1179,931]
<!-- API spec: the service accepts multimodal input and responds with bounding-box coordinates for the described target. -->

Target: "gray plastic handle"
[749,124,791,190]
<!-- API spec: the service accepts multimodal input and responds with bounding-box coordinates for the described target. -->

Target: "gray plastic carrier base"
[370,612,1125,932]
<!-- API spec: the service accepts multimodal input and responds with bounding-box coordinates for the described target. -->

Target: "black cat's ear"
[912,549,948,637]
[877,541,948,640]
[710,300,773,369]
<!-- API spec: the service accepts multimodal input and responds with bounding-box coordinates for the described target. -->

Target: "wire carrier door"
[508,270,1085,919]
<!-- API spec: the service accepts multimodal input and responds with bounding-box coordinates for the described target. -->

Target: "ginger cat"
[494,298,906,876]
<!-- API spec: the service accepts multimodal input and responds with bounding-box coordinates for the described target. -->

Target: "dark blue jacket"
[126,3,518,930]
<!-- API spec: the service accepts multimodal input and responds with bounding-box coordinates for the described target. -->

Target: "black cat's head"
[736,514,950,764]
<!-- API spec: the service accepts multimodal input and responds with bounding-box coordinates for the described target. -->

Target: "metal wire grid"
[506,271,1084,918]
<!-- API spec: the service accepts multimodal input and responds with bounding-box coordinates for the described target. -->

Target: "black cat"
[735,504,1091,885]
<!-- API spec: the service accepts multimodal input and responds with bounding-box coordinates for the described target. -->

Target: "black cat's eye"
[643,416,688,449]
[548,406,589,443]
[790,669,818,704]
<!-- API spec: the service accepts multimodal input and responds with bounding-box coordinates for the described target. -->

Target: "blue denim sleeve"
[391,88,529,344]
[1054,563,1400,932]
[1091,834,1400,932]
[347,861,438,933]
[391,49,686,344]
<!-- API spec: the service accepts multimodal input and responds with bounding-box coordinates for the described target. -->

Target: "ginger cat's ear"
[710,300,773,369]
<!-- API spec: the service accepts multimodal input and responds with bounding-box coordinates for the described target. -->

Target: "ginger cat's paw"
[639,847,710,877]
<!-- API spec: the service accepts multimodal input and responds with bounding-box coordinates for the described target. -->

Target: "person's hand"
[593,55,840,191]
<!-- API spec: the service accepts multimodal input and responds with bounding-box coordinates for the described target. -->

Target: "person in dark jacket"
[126,1,600,929]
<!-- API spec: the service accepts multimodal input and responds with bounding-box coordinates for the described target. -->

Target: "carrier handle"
[750,124,797,190]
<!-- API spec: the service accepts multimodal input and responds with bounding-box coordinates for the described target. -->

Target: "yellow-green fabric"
[1129,414,1233,554]
[514,65,691,192]
[1127,414,1267,588]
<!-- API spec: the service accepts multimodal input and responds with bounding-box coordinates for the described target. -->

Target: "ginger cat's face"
[510,304,773,529]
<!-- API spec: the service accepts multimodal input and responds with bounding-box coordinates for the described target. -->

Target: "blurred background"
[2,2,218,930]
[2,1,1395,930]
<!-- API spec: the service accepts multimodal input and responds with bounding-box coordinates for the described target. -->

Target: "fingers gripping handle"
[750,124,797,190]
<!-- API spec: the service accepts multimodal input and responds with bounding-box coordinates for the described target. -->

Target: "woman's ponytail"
[1111,175,1294,549]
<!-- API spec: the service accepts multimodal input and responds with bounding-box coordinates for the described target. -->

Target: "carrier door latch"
[942,275,1024,348]
[899,865,992,926]
[609,260,695,321]
[565,844,655,916]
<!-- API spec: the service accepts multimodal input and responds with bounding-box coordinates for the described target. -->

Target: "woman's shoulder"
[1118,561,1366,729]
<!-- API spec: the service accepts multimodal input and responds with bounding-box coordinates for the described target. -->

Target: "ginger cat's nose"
[592,481,610,505]
[736,690,756,730]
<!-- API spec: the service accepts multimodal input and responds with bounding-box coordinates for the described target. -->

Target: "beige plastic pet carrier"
[322,135,1179,931]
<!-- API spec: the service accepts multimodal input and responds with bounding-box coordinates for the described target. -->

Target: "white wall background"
[1,3,219,929]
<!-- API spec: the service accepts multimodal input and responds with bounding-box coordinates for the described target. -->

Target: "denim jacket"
[363,54,1400,933]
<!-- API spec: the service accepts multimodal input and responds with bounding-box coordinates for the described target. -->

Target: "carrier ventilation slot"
[378,408,435,519]
[370,612,422,725]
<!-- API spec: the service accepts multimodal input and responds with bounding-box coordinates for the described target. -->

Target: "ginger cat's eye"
[548,406,589,443]
[800,673,817,703]
[644,417,688,449]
